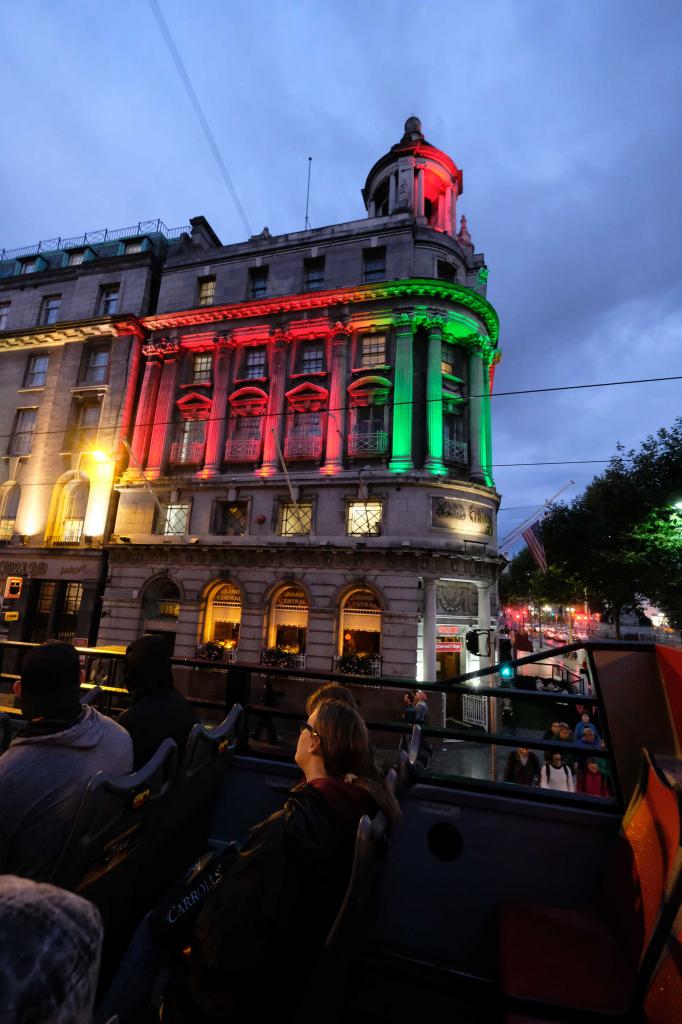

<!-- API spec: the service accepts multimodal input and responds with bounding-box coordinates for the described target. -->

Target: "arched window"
[0,483,20,540]
[144,579,181,621]
[203,583,241,651]
[340,589,381,658]
[269,586,308,654]
[55,479,89,543]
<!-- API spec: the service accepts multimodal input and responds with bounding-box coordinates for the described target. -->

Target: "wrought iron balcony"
[224,437,262,461]
[348,431,389,456]
[284,435,323,459]
[169,442,205,466]
[333,655,382,678]
[443,439,468,464]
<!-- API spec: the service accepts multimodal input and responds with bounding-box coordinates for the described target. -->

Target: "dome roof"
[363,117,462,202]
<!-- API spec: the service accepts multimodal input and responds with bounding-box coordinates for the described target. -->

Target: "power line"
[490,374,682,398]
[147,0,252,239]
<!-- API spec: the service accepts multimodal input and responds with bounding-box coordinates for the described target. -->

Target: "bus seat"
[644,905,682,1024]
[390,751,414,804]
[497,750,682,1016]
[80,684,103,706]
[50,738,177,950]
[656,646,682,755]
[0,712,10,753]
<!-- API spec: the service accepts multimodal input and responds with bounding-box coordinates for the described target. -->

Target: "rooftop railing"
[0,219,191,262]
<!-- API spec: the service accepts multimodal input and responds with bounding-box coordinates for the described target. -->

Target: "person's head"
[559,724,572,740]
[296,697,370,782]
[551,752,564,769]
[403,692,414,706]
[306,682,356,716]
[13,641,83,721]
[414,690,427,704]
[580,712,590,724]
[549,721,560,735]
[586,758,600,773]
[517,747,529,758]
[0,874,102,1024]
[583,726,596,743]
[124,634,174,693]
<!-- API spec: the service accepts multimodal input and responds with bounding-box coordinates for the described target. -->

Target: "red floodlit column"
[145,342,180,479]
[201,336,234,477]
[322,323,351,475]
[125,346,163,477]
[259,329,289,476]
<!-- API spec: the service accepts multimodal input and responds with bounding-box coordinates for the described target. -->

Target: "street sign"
[436,642,462,652]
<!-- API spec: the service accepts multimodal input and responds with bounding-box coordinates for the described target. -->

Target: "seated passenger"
[540,752,575,793]
[0,874,103,1024]
[166,697,400,1021]
[557,722,576,771]
[118,634,198,770]
[542,720,561,762]
[576,757,612,798]
[504,746,540,786]
[0,641,133,880]
[306,681,357,714]
[575,711,599,742]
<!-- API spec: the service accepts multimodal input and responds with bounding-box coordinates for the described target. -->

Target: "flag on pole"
[522,520,548,572]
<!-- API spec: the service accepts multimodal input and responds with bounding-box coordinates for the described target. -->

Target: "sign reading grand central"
[430,497,494,537]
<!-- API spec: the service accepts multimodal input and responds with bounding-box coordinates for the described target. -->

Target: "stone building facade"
[97,119,504,682]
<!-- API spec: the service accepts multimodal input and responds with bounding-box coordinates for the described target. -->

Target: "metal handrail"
[0,219,191,262]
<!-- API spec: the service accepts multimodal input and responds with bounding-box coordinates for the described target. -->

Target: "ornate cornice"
[142,337,180,359]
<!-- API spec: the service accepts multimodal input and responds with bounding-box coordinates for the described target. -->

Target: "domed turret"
[362,117,463,236]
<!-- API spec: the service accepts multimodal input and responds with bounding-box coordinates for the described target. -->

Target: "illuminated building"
[99,119,504,682]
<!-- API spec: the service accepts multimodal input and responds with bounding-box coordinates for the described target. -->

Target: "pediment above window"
[228,386,269,417]
[176,392,212,421]
[285,382,328,413]
[347,375,392,407]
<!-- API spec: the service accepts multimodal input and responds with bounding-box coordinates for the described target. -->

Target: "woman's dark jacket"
[117,688,198,770]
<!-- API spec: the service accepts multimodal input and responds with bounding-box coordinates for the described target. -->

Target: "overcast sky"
[2,0,681,545]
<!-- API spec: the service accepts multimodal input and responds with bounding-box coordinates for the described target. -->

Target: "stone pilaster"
[424,320,447,476]
[202,335,234,477]
[146,342,180,479]
[388,316,415,473]
[125,347,163,477]
[259,328,290,476]
[422,577,437,683]
[322,322,351,475]
[468,349,485,483]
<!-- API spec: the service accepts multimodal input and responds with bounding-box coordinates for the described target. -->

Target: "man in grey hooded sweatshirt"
[0,640,133,880]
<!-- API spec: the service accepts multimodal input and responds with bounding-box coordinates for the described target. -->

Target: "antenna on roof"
[304,157,312,230]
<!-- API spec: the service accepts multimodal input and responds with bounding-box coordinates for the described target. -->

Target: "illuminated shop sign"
[430,497,493,537]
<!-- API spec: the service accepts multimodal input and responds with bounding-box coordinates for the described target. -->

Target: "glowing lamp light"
[500,664,514,680]
[674,500,682,510]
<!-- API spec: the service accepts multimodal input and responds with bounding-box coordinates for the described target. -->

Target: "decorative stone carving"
[436,581,479,616]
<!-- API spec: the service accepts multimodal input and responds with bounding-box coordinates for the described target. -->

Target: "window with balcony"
[359,334,386,368]
[0,483,20,541]
[192,353,212,384]
[244,347,267,379]
[80,343,110,385]
[24,354,49,388]
[9,409,37,456]
[157,502,191,536]
[304,256,325,291]
[278,501,313,536]
[347,397,389,457]
[248,266,268,299]
[284,411,323,460]
[443,413,467,464]
[170,419,206,466]
[362,247,386,283]
[0,303,10,330]
[98,284,120,316]
[212,500,248,536]
[198,276,216,306]
[299,342,325,374]
[55,479,89,543]
[347,501,383,536]
[39,295,61,326]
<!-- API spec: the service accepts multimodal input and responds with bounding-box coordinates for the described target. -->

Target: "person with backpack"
[540,752,575,792]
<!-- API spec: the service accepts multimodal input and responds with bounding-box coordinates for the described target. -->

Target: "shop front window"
[201,582,242,659]
[269,585,308,654]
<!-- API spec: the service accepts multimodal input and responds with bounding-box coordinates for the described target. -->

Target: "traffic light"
[465,630,480,656]
[498,637,515,680]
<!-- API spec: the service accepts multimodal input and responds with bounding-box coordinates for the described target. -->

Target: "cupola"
[362,117,463,237]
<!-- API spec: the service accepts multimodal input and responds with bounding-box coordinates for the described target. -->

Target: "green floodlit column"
[389,320,415,473]
[424,324,447,476]
[467,349,485,483]
[480,358,494,487]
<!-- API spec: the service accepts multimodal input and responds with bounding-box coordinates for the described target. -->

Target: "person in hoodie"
[118,634,198,770]
[0,640,132,881]
[164,697,400,1022]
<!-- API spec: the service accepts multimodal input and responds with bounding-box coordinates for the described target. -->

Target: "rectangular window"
[62,582,84,615]
[0,303,11,330]
[304,257,325,291]
[192,353,213,383]
[437,260,456,283]
[159,502,190,536]
[362,247,386,283]
[0,518,14,541]
[124,241,143,255]
[300,343,325,374]
[74,402,101,449]
[249,267,268,299]
[24,354,49,388]
[356,404,386,433]
[69,251,85,266]
[279,501,313,536]
[98,285,119,316]
[39,295,61,326]
[198,276,216,306]
[441,344,456,377]
[21,260,37,274]
[37,581,57,614]
[360,334,386,367]
[347,501,383,536]
[10,409,37,455]
[82,344,110,385]
[244,347,267,379]
[212,500,248,535]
